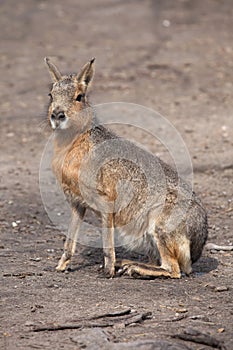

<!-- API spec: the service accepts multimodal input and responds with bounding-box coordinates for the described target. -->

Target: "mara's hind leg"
[56,205,86,271]
[118,240,182,279]
[119,257,181,279]
[177,237,192,276]
[115,259,159,272]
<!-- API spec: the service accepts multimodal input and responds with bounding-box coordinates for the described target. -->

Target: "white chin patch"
[50,119,68,130]
[59,119,68,129]
[50,119,56,130]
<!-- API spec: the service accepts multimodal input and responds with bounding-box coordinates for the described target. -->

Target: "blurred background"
[1,0,232,216]
[1,0,233,111]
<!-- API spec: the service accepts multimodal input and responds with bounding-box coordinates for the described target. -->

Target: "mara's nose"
[51,109,66,121]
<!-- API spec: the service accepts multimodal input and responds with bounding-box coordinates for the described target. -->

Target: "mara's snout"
[49,107,67,130]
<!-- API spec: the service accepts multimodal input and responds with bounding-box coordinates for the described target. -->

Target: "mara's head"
[44,57,95,131]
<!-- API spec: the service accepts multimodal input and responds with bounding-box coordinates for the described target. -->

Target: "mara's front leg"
[56,205,86,271]
[102,213,115,278]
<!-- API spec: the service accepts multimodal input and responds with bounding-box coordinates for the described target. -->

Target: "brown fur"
[44,57,208,278]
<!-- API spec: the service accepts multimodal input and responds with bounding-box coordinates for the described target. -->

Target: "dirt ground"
[1,0,233,349]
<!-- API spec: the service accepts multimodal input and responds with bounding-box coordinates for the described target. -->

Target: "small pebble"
[47,249,54,253]
[162,19,170,27]
[190,315,210,322]
[221,125,227,131]
[175,308,188,313]
[218,328,225,333]
[29,257,41,262]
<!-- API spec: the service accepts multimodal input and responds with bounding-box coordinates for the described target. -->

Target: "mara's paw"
[120,264,142,278]
[56,263,69,272]
[55,255,71,272]
[103,265,115,279]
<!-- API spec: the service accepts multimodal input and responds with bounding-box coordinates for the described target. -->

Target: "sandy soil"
[0,0,233,349]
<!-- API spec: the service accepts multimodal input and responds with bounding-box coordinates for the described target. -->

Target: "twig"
[32,311,152,332]
[90,308,132,320]
[124,312,152,326]
[172,328,226,350]
[69,308,132,323]
[33,322,113,332]
[165,314,188,322]
[206,243,233,251]
[3,272,43,278]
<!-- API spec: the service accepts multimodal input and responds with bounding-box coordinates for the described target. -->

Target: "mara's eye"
[76,94,83,102]
[48,93,53,101]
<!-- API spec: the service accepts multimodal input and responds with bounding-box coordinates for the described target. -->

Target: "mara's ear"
[77,58,95,91]
[44,57,62,82]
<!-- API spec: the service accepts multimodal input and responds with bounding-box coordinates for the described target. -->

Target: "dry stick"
[3,272,43,277]
[165,314,188,322]
[205,243,233,251]
[33,322,113,332]
[124,312,152,326]
[89,308,132,320]
[69,308,133,323]
[172,328,226,350]
[32,311,152,332]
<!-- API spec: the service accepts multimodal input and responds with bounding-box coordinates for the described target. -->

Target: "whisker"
[38,119,51,134]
